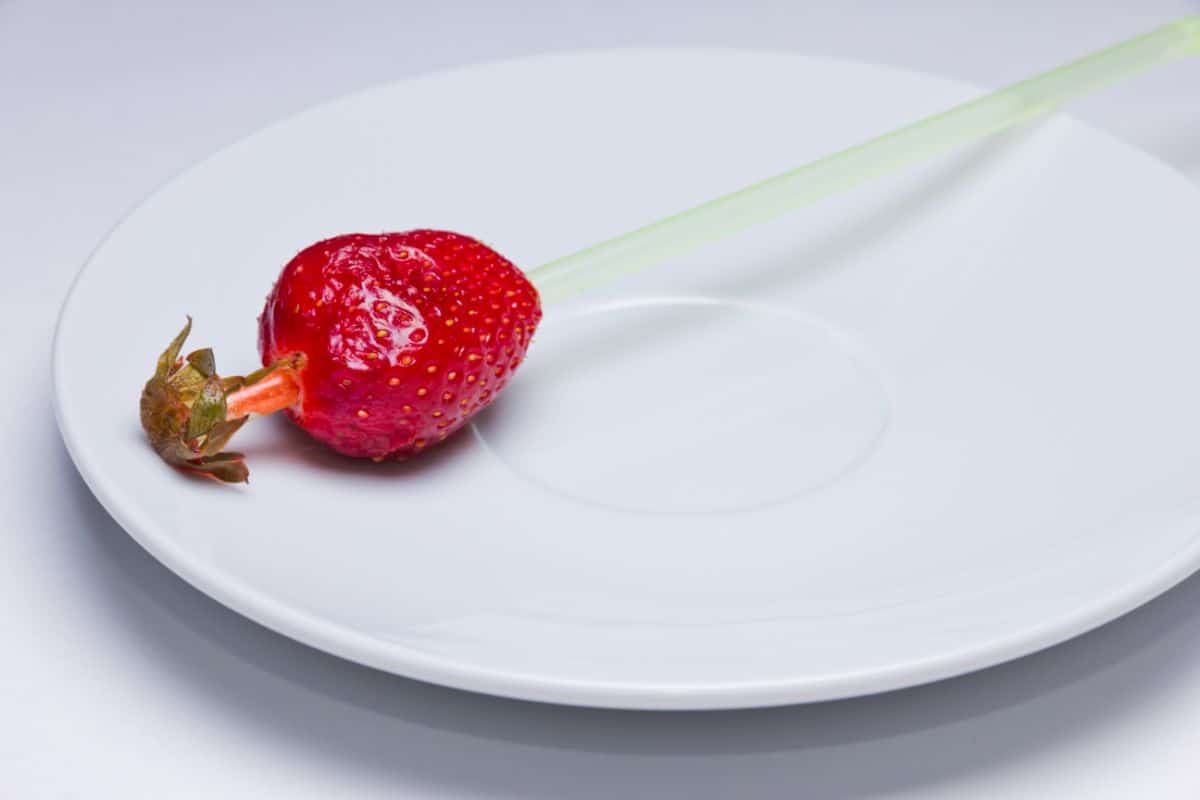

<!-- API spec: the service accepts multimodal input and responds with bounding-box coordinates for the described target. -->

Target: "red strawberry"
[140,230,541,481]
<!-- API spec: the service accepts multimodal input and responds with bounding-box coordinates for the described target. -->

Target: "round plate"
[54,50,1200,710]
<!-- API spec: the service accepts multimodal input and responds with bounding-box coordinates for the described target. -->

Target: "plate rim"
[52,47,1200,710]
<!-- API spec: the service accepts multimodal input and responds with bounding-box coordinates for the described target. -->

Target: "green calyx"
[139,318,276,483]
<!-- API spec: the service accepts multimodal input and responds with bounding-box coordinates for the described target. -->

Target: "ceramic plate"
[54,51,1200,709]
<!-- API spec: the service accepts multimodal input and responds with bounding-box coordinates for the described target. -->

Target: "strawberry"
[140,230,541,481]
[256,230,541,458]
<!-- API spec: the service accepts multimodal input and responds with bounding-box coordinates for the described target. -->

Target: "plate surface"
[54,50,1200,709]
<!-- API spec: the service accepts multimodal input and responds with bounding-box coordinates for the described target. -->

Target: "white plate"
[53,50,1200,710]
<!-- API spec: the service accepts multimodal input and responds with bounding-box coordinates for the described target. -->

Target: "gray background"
[5,1,1200,796]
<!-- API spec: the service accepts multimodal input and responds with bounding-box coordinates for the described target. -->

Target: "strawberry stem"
[225,358,304,419]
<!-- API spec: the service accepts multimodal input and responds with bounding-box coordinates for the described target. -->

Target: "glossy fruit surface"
[259,230,541,459]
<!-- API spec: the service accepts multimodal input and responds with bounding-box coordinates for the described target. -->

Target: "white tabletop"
[7,1,1200,796]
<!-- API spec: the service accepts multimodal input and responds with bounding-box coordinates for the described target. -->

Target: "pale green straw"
[528,16,1200,304]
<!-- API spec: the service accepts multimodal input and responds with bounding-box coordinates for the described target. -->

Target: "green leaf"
[166,363,207,400]
[221,376,246,393]
[244,351,306,386]
[154,317,192,380]
[186,348,216,378]
[200,416,248,457]
[185,375,227,440]
[186,452,249,484]
[243,362,278,387]
[140,318,271,485]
